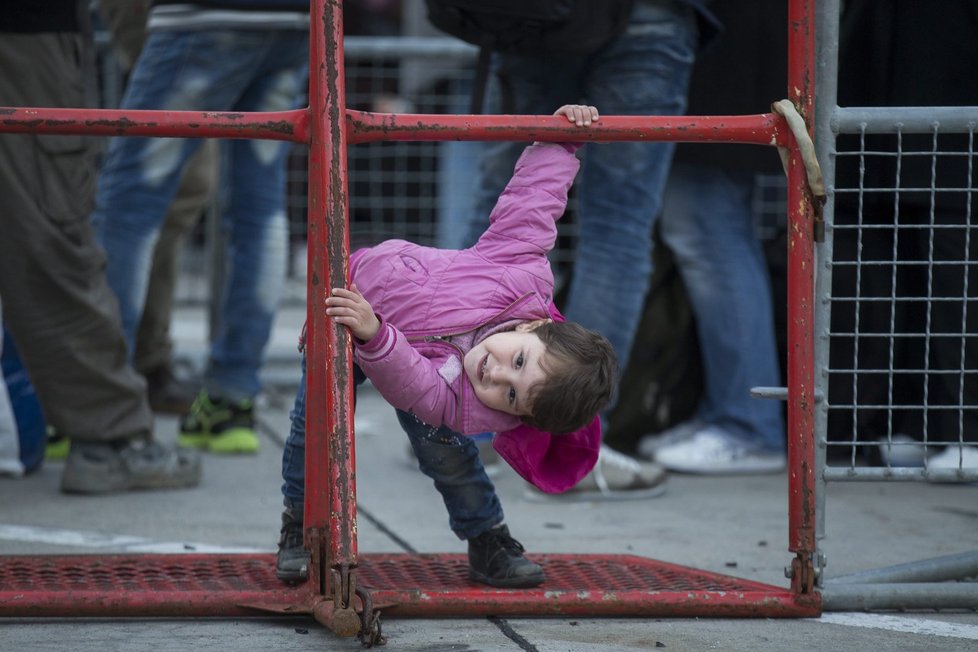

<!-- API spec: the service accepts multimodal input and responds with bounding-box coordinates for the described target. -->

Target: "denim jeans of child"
[659,164,785,453]
[281,357,504,540]
[93,29,307,401]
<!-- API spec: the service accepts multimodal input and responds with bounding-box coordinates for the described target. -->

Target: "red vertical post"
[785,0,817,591]
[304,0,358,598]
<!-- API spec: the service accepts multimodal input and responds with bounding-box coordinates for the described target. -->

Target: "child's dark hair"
[522,321,618,434]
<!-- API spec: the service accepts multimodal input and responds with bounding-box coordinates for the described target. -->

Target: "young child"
[278,104,616,588]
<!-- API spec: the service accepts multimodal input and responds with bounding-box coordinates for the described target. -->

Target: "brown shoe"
[144,365,199,415]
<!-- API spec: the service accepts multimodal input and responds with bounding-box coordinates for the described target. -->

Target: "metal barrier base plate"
[0,553,820,618]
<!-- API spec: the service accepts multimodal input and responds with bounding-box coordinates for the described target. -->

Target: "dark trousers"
[0,32,152,443]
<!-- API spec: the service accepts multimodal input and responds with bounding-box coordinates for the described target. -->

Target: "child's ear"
[515,318,553,333]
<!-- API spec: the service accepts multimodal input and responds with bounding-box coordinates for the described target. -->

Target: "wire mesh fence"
[823,112,978,481]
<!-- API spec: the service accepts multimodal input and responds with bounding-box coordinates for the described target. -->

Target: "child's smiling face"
[463,322,551,417]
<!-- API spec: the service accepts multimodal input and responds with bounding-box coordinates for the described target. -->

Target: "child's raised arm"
[472,105,599,267]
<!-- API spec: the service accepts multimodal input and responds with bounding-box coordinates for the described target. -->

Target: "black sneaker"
[178,390,259,454]
[276,507,310,584]
[467,524,545,588]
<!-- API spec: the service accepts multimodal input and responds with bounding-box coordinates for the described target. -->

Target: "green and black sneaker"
[45,426,70,461]
[178,390,259,454]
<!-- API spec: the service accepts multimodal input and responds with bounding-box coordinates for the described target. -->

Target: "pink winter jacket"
[349,142,601,493]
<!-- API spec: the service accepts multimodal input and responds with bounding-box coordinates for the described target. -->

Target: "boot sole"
[468,568,545,589]
[61,465,201,494]
[275,557,310,585]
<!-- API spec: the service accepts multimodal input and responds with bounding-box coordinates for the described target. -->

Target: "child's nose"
[488,365,506,384]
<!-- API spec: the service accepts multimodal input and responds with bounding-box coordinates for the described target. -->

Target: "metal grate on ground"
[0,553,817,618]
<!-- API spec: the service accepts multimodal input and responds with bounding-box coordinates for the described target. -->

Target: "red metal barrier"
[784,0,818,594]
[0,0,821,638]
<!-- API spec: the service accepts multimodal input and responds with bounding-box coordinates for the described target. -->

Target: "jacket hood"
[493,416,601,493]
[491,301,601,493]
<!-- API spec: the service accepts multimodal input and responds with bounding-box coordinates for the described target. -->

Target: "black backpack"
[424,0,635,112]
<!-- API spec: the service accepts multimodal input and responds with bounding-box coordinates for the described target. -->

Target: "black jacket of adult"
[672,0,787,174]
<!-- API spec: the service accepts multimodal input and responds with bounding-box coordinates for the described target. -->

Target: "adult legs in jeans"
[98,0,215,414]
[463,0,697,495]
[647,164,785,472]
[94,30,305,394]
[93,29,306,451]
[133,142,217,414]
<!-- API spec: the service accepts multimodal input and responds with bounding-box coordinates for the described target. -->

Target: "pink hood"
[493,418,601,493]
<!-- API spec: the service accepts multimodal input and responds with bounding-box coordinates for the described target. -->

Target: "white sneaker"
[877,433,925,467]
[654,426,786,475]
[927,445,978,470]
[525,444,667,502]
[0,457,25,478]
[636,420,703,460]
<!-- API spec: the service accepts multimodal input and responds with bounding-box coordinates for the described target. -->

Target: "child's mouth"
[479,354,488,382]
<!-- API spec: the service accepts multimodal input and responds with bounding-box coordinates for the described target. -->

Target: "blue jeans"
[92,29,308,401]
[660,165,785,452]
[463,0,697,420]
[281,358,503,540]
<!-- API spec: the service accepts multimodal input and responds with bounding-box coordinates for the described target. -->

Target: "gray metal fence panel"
[815,0,978,610]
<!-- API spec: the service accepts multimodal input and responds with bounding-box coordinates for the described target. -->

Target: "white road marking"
[0,524,264,554]
[816,612,978,640]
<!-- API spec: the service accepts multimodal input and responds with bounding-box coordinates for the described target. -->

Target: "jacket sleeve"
[353,320,461,431]
[472,143,581,265]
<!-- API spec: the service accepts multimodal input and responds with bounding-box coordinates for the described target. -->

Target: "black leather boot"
[467,524,545,588]
[275,507,309,584]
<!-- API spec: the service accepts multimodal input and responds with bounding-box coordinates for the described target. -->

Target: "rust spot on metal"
[5,119,42,127]
[263,120,295,134]
[87,117,140,129]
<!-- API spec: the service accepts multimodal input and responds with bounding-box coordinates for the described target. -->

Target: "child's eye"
[515,353,524,369]
[508,387,517,404]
